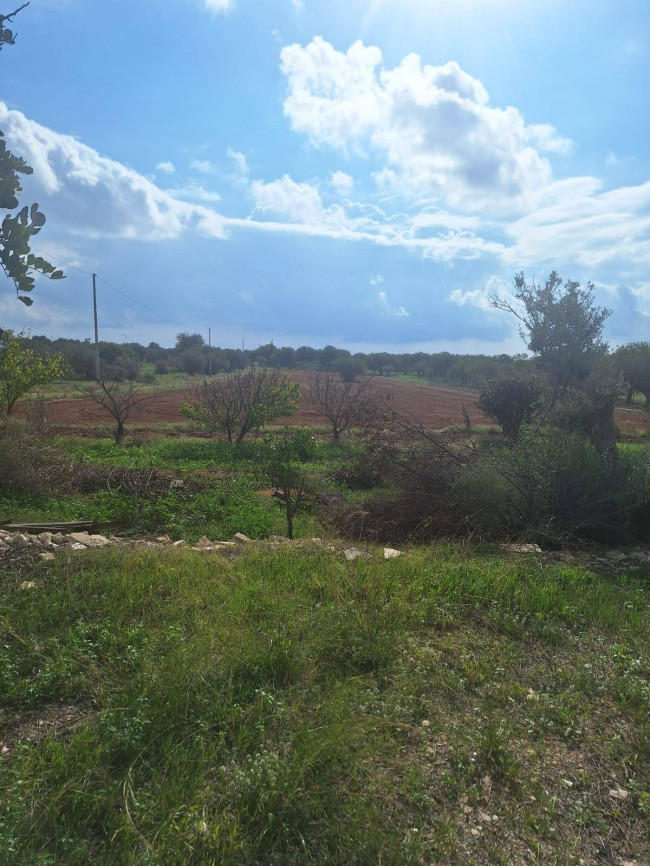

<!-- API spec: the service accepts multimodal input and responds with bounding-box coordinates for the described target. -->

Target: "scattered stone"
[20,581,37,590]
[156,535,172,544]
[343,547,369,561]
[169,478,185,489]
[1,745,9,755]
[232,533,251,544]
[605,551,627,562]
[65,532,110,548]
[39,552,55,562]
[561,778,574,788]
[384,547,403,559]
[69,543,87,551]
[310,537,322,543]
[195,536,215,548]
[421,719,431,727]
[172,540,187,548]
[37,532,53,543]
[51,533,66,544]
[268,535,289,543]
[501,543,542,554]
[609,788,629,801]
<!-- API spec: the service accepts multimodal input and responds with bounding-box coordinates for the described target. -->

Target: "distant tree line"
[14,330,650,412]
[18,331,528,387]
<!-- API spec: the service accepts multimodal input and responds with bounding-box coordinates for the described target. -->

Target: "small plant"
[262,426,317,539]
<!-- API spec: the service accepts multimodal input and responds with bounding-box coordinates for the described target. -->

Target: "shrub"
[461,429,650,543]
[476,374,543,442]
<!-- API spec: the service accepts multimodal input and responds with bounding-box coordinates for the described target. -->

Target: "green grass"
[0,544,648,864]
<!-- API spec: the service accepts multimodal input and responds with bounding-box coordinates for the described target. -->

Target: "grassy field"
[0,544,648,864]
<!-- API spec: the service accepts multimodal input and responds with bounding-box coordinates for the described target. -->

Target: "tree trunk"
[286,500,294,540]
[115,421,124,445]
[589,394,617,455]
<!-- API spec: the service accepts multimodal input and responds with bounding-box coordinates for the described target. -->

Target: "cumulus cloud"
[244,177,503,261]
[448,276,508,311]
[0,102,227,241]
[329,170,354,194]
[251,174,324,223]
[280,38,571,211]
[156,161,175,173]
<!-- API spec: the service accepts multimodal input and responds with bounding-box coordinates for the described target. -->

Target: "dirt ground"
[27,373,488,431]
[20,372,650,435]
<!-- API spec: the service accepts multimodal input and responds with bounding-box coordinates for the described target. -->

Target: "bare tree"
[307,371,381,440]
[77,378,160,444]
[181,368,299,444]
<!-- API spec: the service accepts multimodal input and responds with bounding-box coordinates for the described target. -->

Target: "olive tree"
[476,374,543,443]
[490,272,618,454]
[614,342,650,406]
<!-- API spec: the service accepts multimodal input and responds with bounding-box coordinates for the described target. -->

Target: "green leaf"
[51,270,65,280]
[18,295,33,306]
[32,211,46,228]
[18,205,28,225]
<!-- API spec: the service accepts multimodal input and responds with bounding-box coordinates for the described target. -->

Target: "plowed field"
[24,372,650,434]
[28,374,486,431]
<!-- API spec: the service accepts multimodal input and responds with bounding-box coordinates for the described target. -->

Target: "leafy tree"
[262,426,317,539]
[614,342,650,406]
[76,377,160,445]
[1,4,64,305]
[0,329,66,415]
[490,272,617,454]
[333,355,366,382]
[179,348,206,376]
[476,374,543,442]
[308,371,380,440]
[174,333,205,354]
[181,368,300,444]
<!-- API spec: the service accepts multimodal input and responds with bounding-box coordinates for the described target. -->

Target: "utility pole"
[92,273,100,381]
[208,327,212,376]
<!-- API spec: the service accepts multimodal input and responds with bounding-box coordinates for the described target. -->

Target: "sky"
[1,0,650,353]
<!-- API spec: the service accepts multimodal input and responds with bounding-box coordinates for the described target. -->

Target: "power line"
[29,243,171,325]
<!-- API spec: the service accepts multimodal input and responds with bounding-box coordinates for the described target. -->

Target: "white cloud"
[251,174,324,223]
[165,182,222,203]
[203,0,233,12]
[506,177,650,270]
[226,146,249,179]
[329,170,354,194]
[448,275,508,311]
[156,161,175,173]
[0,102,227,241]
[377,290,409,318]
[280,38,571,211]
[190,158,217,174]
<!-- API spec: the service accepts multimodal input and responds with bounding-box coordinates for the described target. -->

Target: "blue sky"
[2,0,650,352]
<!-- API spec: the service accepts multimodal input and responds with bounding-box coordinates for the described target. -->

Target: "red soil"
[20,372,650,434]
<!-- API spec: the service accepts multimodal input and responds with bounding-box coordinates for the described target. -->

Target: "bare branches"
[1,3,30,24]
[181,368,299,444]
[307,371,382,440]
[77,378,160,444]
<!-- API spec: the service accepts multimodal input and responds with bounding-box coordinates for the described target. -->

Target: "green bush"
[458,429,650,542]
